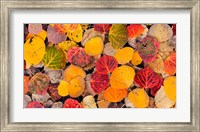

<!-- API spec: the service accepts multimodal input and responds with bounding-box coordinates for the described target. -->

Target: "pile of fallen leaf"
[24,24,176,108]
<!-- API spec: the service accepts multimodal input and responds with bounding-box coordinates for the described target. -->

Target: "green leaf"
[108,24,128,49]
[42,46,65,69]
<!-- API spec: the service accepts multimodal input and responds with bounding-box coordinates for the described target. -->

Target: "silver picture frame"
[0,0,199,131]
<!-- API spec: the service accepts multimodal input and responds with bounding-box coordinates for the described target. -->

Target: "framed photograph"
[1,0,199,131]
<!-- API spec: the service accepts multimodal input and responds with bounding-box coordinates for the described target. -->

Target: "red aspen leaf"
[94,24,112,34]
[24,76,29,94]
[28,24,42,34]
[134,67,161,89]
[164,52,176,75]
[63,98,83,108]
[26,101,44,108]
[95,55,118,74]
[150,77,163,96]
[104,86,127,102]
[172,24,176,36]
[127,24,145,39]
[90,72,109,94]
[68,47,94,67]
[137,36,160,63]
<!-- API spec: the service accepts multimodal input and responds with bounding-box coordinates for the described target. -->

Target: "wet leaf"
[155,86,175,108]
[28,24,42,34]
[108,24,128,49]
[94,24,112,34]
[42,46,66,69]
[24,36,46,65]
[164,76,176,101]
[164,52,176,75]
[114,47,134,64]
[68,47,94,67]
[63,64,86,82]
[84,37,104,56]
[82,95,97,108]
[63,98,83,108]
[95,55,118,74]
[29,72,50,95]
[131,51,143,66]
[104,86,127,102]
[90,72,109,94]
[110,65,135,89]
[128,88,149,108]
[134,67,162,89]
[137,36,160,63]
[148,24,173,42]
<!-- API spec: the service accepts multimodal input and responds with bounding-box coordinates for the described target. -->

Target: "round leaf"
[104,86,127,102]
[164,52,176,75]
[114,47,134,64]
[131,51,142,66]
[164,76,176,101]
[95,55,118,74]
[42,46,66,69]
[110,65,135,89]
[108,24,128,49]
[24,36,46,65]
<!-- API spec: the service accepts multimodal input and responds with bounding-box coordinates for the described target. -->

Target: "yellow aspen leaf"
[63,64,86,82]
[68,76,85,98]
[104,86,127,102]
[26,30,47,41]
[155,86,175,108]
[84,37,104,56]
[164,76,176,101]
[81,24,89,30]
[114,47,134,64]
[58,81,70,97]
[57,41,78,61]
[67,24,83,43]
[128,88,149,108]
[82,95,97,108]
[24,36,46,65]
[131,51,142,66]
[110,65,135,89]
